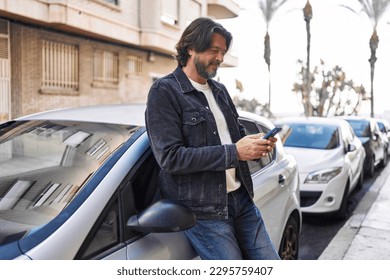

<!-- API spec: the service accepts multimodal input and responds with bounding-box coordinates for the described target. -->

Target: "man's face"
[193,33,227,80]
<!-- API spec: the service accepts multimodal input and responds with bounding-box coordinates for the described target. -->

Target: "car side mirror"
[347,143,356,153]
[373,133,379,141]
[126,199,196,233]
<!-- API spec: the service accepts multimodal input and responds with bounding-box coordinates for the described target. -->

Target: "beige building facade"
[0,0,238,121]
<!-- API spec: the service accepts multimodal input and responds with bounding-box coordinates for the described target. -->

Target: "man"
[145,17,280,260]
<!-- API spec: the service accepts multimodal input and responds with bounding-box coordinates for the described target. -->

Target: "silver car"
[0,104,301,260]
[340,116,388,177]
[376,118,390,155]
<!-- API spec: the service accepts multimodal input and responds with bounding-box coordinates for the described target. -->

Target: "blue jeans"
[184,186,280,260]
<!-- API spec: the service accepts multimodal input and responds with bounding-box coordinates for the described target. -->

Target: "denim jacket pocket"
[182,111,207,147]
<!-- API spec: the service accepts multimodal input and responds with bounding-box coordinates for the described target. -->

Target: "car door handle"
[278,174,286,185]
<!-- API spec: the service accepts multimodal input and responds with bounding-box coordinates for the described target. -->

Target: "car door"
[342,124,360,182]
[371,122,385,165]
[373,122,386,163]
[76,151,196,260]
[238,118,289,247]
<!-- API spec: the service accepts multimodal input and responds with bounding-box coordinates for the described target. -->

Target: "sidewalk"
[319,163,390,260]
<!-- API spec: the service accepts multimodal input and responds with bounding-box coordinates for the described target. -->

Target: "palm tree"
[342,0,390,117]
[257,0,290,113]
[303,0,313,116]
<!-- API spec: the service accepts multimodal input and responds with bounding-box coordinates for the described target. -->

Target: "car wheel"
[367,156,375,178]
[381,150,388,167]
[278,216,299,260]
[334,184,349,220]
[356,169,364,190]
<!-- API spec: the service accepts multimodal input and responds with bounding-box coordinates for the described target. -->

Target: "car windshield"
[281,123,339,150]
[0,120,138,245]
[346,120,370,137]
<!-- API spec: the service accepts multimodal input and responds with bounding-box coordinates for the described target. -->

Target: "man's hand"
[236,134,277,161]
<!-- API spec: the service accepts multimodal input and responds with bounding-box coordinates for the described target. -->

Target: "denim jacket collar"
[172,66,223,96]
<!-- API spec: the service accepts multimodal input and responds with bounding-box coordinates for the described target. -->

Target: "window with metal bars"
[105,0,119,5]
[41,40,79,92]
[93,49,119,87]
[127,55,142,77]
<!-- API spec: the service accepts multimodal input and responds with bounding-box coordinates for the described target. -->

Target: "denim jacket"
[145,66,253,219]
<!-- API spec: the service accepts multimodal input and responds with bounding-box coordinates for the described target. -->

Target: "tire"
[367,156,375,178]
[334,184,349,220]
[356,169,364,190]
[278,216,299,260]
[381,150,388,167]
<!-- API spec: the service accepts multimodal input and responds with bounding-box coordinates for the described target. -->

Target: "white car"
[276,117,366,219]
[0,104,301,260]
[376,118,390,155]
[340,116,388,177]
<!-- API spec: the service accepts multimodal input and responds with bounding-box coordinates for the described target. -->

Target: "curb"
[318,164,390,260]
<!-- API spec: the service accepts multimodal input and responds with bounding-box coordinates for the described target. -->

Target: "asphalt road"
[298,165,385,260]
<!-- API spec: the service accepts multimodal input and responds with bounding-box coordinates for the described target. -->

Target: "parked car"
[275,117,366,219]
[0,104,301,260]
[340,116,388,177]
[376,118,390,155]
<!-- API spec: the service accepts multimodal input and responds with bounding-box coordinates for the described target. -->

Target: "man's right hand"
[236,134,277,161]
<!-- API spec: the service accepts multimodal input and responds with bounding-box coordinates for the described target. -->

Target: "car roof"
[17,103,147,126]
[338,115,375,122]
[17,104,274,128]
[237,110,275,128]
[276,116,348,126]
[376,118,390,125]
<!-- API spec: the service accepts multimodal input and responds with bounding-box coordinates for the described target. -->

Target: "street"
[298,162,390,260]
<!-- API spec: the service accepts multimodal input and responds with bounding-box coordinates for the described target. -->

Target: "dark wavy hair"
[175,17,232,67]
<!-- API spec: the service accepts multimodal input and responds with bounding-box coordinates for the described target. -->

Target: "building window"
[127,55,142,77]
[0,18,9,59]
[161,0,179,26]
[41,41,79,93]
[92,0,120,9]
[93,49,119,87]
[104,0,119,5]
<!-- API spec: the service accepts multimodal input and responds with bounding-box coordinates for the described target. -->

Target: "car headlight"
[304,167,342,184]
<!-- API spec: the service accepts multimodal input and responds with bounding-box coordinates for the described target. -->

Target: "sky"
[217,0,390,118]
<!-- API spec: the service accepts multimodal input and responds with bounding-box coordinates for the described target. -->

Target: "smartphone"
[263,126,282,139]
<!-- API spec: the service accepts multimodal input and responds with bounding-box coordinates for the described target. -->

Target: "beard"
[194,54,220,80]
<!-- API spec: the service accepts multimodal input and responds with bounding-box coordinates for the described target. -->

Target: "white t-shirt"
[190,79,241,193]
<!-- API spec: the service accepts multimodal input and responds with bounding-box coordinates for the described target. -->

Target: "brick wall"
[10,22,176,118]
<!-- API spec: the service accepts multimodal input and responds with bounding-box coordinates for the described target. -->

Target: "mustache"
[210,60,221,67]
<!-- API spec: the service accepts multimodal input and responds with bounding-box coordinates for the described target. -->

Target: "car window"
[347,120,371,137]
[377,121,386,133]
[77,198,121,259]
[76,152,160,259]
[0,120,137,247]
[238,119,273,174]
[282,123,339,150]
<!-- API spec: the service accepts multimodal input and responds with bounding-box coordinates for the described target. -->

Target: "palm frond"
[350,0,390,28]
[257,0,290,27]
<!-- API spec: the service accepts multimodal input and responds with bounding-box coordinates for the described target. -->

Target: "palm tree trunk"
[264,31,271,113]
[303,0,313,116]
[369,30,379,118]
